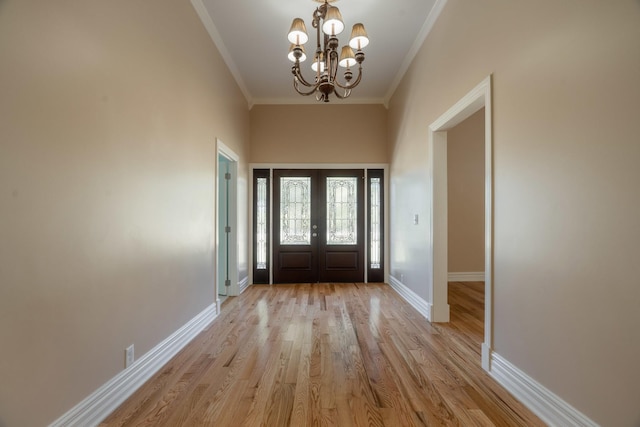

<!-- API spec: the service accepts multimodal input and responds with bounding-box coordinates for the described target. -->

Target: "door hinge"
[225,226,231,233]
[225,172,231,180]
[225,279,231,287]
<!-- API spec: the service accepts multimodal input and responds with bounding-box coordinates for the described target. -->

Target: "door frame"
[249,163,389,285]
[216,138,240,300]
[428,75,493,371]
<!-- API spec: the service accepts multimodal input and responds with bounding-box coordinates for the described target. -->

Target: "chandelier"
[287,0,370,102]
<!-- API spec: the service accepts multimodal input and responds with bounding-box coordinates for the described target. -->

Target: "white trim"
[190,0,252,108]
[49,304,218,427]
[448,271,485,282]
[249,163,389,285]
[430,130,450,323]
[251,97,386,108]
[383,169,391,285]
[388,275,431,321]
[427,75,493,370]
[384,0,448,106]
[249,162,388,170]
[482,343,492,371]
[217,139,240,162]
[490,352,599,427]
[238,276,250,294]
[430,84,488,131]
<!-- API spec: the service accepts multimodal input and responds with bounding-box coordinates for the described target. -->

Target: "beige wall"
[0,1,249,425]
[250,104,388,164]
[388,0,640,425]
[447,108,485,273]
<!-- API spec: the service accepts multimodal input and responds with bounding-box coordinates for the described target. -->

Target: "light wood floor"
[101,282,544,426]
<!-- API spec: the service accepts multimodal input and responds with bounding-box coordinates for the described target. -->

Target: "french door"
[273,169,364,283]
[253,168,384,284]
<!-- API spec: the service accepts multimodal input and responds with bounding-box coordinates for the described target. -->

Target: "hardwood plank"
[101,283,544,426]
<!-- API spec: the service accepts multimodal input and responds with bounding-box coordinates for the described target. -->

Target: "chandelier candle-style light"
[287,0,369,102]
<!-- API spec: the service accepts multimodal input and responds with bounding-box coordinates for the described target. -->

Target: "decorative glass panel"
[370,177,381,268]
[280,177,311,245]
[327,177,357,245]
[256,178,267,269]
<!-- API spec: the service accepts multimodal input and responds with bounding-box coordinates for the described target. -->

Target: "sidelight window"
[253,170,270,284]
[256,177,268,269]
[370,177,381,269]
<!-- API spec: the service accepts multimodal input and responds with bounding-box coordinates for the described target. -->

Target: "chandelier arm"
[293,78,320,96]
[333,66,363,90]
[293,65,316,88]
[333,87,352,99]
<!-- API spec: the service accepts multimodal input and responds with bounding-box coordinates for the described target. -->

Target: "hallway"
[101,283,543,426]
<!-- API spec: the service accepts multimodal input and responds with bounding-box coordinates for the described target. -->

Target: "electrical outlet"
[125,344,134,368]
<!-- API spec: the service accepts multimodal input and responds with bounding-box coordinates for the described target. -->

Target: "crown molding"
[251,96,386,108]
[190,0,253,108]
[384,0,448,105]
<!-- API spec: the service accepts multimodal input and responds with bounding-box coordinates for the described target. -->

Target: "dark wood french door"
[273,169,364,283]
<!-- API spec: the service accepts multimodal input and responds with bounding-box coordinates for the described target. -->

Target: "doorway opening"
[217,139,239,304]
[428,76,493,371]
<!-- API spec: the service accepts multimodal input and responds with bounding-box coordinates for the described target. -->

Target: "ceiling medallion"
[287,0,369,102]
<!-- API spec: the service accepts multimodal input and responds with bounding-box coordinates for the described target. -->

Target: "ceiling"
[191,0,445,106]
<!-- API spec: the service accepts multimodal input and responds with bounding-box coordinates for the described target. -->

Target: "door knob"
[312,232,318,237]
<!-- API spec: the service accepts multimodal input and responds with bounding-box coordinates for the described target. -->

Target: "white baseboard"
[490,352,598,427]
[448,271,485,282]
[482,343,491,371]
[238,276,249,294]
[49,303,218,427]
[388,275,431,321]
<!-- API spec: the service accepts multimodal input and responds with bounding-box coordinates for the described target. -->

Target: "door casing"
[428,76,493,371]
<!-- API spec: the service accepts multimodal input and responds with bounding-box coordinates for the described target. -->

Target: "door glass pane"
[280,177,311,245]
[256,177,267,269]
[327,177,357,245]
[370,177,381,268]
